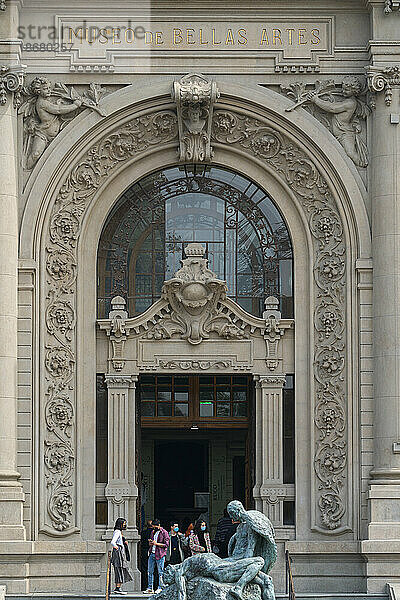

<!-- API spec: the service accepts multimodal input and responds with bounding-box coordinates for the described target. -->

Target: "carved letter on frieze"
[146,242,247,345]
[0,1,6,12]
[367,66,400,106]
[172,73,219,162]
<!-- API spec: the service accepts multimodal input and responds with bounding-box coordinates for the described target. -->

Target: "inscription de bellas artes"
[62,19,330,59]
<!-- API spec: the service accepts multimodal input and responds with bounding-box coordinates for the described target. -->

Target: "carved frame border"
[40,95,351,535]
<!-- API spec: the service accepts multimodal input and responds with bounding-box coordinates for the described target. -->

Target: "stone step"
[5,594,390,600]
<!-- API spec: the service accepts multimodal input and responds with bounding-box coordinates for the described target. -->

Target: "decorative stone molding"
[105,374,136,388]
[281,77,371,167]
[43,85,349,534]
[104,297,132,372]
[367,66,400,106]
[145,243,247,345]
[159,360,232,370]
[41,108,178,535]
[257,375,286,388]
[0,65,24,107]
[19,79,107,170]
[0,1,6,11]
[259,487,287,505]
[172,73,219,162]
[212,108,349,533]
[384,0,400,13]
[263,297,284,370]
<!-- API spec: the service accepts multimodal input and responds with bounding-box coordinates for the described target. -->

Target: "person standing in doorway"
[189,519,212,556]
[140,519,153,590]
[166,522,187,565]
[110,517,133,595]
[145,519,169,595]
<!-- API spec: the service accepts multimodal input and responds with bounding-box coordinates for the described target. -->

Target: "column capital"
[384,0,400,13]
[105,374,138,388]
[255,374,286,388]
[367,65,400,105]
[0,65,24,108]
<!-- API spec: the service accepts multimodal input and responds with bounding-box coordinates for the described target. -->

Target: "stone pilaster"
[253,375,288,526]
[0,0,25,542]
[103,374,140,588]
[361,66,400,593]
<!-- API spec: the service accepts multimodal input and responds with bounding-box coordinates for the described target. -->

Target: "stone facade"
[0,0,400,595]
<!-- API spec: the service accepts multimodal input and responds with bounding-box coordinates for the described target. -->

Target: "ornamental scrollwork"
[159,360,232,370]
[145,242,248,345]
[172,73,219,162]
[212,108,349,531]
[0,65,24,107]
[384,0,400,13]
[42,110,178,533]
[367,65,400,106]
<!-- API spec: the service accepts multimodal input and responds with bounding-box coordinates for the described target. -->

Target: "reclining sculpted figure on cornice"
[145,243,247,345]
[282,76,371,168]
[19,78,106,170]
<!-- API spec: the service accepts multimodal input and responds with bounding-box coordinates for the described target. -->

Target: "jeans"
[148,553,165,590]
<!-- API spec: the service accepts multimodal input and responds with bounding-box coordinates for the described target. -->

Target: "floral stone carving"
[146,243,247,345]
[367,65,400,106]
[20,78,106,170]
[42,109,178,534]
[0,65,24,107]
[282,77,371,168]
[172,73,219,162]
[43,86,349,534]
[212,108,349,532]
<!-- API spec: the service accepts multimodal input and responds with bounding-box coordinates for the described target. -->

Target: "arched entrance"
[95,164,295,542]
[18,78,371,592]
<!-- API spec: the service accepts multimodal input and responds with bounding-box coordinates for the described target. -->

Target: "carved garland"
[211,110,349,532]
[42,97,349,534]
[42,110,178,533]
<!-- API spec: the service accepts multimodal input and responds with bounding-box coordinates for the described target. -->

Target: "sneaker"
[154,590,163,595]
[143,590,154,595]
[113,591,128,595]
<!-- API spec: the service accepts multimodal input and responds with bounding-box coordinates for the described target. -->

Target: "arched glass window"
[97,165,293,318]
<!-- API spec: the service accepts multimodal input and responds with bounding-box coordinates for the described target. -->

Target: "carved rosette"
[212,109,349,532]
[172,73,219,162]
[0,65,24,107]
[367,66,400,106]
[42,110,178,534]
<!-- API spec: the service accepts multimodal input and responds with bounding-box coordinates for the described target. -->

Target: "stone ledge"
[286,541,361,554]
[0,541,106,555]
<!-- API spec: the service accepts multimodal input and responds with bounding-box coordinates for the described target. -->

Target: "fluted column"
[0,0,25,540]
[104,374,140,588]
[366,68,400,537]
[253,375,287,526]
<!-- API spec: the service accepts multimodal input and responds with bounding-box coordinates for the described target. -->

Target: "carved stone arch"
[19,80,370,539]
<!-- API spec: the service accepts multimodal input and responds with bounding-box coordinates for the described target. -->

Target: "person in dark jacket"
[213,509,239,558]
[166,522,187,565]
[140,519,153,590]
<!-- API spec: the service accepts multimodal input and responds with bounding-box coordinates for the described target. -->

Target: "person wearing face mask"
[110,517,133,595]
[166,522,187,565]
[189,519,212,556]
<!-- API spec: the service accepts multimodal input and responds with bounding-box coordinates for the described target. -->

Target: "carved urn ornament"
[148,243,246,344]
[172,73,219,162]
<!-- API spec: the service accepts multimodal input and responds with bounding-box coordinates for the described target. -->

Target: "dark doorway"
[154,440,208,530]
